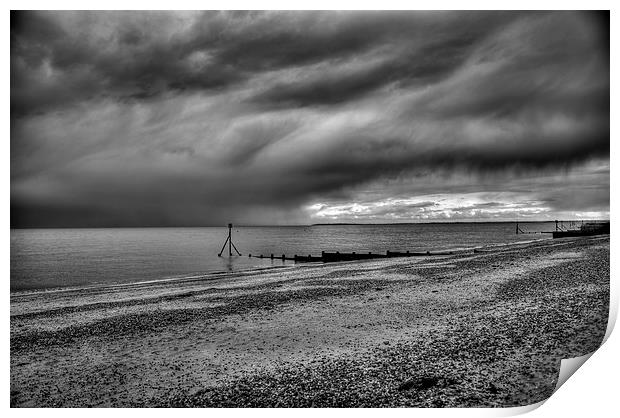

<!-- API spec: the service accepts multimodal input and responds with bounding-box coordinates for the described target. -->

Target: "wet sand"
[10,236,609,407]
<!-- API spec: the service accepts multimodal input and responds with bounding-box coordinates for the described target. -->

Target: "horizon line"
[10,219,610,229]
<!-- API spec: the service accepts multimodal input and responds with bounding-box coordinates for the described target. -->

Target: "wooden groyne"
[248,249,455,263]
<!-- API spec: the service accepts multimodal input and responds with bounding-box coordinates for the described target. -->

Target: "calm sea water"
[11,223,558,292]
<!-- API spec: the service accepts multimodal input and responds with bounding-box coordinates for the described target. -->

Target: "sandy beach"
[10,235,609,408]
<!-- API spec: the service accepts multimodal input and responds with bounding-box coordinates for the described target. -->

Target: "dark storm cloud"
[10,11,609,227]
[10,11,520,116]
[250,38,473,107]
[11,11,244,116]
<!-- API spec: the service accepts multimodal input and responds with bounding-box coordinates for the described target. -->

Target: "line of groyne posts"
[218,223,459,263]
[248,250,456,263]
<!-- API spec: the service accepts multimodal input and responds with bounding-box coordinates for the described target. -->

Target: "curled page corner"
[491,399,546,417]
[554,352,594,393]
[493,312,615,417]
[549,296,618,399]
[603,292,618,344]
[489,352,596,418]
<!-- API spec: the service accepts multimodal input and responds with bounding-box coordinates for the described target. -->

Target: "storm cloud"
[11,11,609,227]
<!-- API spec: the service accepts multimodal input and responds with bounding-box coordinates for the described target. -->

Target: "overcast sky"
[11,11,609,227]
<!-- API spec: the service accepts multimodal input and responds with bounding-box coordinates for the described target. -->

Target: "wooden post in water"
[218,223,242,257]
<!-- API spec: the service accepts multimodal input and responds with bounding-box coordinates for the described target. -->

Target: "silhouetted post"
[218,223,242,257]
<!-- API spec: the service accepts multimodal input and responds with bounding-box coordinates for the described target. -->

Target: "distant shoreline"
[9,219,611,229]
[310,220,610,226]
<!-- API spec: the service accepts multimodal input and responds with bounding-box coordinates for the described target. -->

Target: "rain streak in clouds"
[11,11,609,227]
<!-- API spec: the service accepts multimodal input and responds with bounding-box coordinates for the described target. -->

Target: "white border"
[4,2,617,417]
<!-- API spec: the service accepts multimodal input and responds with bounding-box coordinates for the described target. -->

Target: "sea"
[10,222,561,292]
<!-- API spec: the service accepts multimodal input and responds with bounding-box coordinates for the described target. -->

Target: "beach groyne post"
[218,223,242,257]
[515,222,526,234]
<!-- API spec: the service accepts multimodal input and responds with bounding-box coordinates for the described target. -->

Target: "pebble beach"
[10,235,610,407]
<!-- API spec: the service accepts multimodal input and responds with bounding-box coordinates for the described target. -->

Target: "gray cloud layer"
[11,11,609,227]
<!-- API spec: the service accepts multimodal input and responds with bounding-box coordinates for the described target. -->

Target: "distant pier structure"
[551,220,609,238]
[218,223,242,257]
[515,220,609,238]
